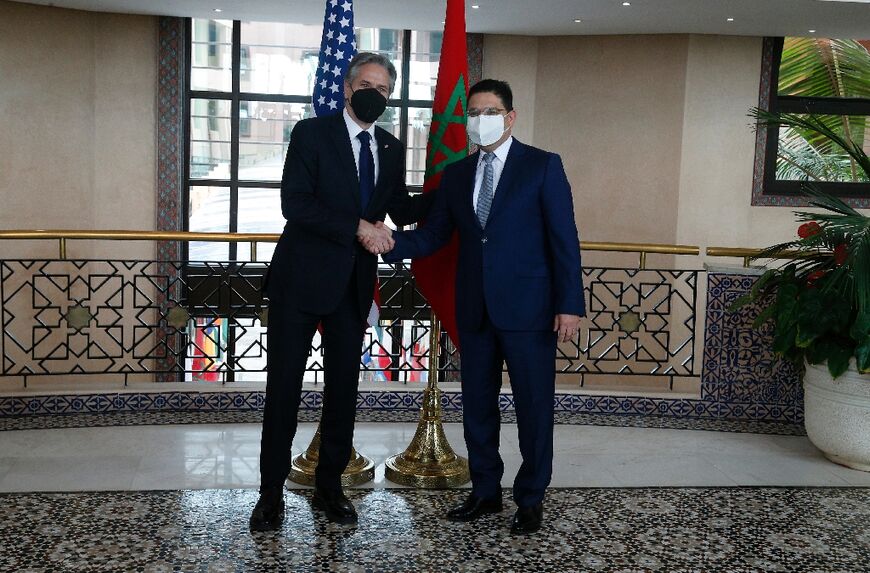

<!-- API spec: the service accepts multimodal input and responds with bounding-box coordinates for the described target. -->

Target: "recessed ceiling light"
[574,18,582,23]
[622,2,631,5]
[809,29,817,33]
[471,4,479,8]
[727,17,734,22]
[213,8,222,12]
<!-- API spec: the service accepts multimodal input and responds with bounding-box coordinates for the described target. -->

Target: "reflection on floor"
[2,420,870,493]
[1,487,868,572]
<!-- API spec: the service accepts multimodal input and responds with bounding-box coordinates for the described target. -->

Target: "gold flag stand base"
[385,313,470,488]
[286,423,375,487]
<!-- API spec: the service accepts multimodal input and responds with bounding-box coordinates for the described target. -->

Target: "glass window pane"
[775,114,870,182]
[240,101,311,182]
[355,28,404,99]
[190,98,232,180]
[237,188,284,262]
[409,31,441,101]
[406,107,432,187]
[191,19,233,92]
[778,38,870,99]
[240,22,323,96]
[188,186,230,261]
[375,105,402,140]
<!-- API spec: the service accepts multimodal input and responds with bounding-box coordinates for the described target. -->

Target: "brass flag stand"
[287,423,375,487]
[385,312,470,487]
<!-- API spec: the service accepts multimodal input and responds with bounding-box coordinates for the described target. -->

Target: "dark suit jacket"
[384,139,585,332]
[267,112,432,319]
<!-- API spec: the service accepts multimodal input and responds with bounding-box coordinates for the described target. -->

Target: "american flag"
[312,0,357,117]
[311,0,381,330]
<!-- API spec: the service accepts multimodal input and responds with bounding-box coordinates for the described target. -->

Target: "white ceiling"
[10,0,870,37]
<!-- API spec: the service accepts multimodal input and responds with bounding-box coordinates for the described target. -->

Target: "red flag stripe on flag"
[410,0,468,348]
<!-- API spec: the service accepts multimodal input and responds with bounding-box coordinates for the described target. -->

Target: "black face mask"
[350,88,387,124]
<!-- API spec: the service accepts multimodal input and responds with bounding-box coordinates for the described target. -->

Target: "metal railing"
[0,230,704,387]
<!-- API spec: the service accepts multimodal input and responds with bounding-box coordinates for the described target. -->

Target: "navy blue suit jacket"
[267,113,432,319]
[384,139,585,332]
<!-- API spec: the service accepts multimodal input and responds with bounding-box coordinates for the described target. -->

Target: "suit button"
[481,237,488,244]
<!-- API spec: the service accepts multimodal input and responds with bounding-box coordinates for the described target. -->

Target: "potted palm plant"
[733,106,870,471]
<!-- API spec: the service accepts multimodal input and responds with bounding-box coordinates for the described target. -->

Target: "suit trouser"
[258,275,364,493]
[459,311,557,508]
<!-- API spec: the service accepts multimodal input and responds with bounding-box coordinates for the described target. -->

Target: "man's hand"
[554,314,581,343]
[357,220,394,254]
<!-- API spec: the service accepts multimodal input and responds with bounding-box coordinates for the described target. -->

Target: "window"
[760,37,870,200]
[185,19,442,262]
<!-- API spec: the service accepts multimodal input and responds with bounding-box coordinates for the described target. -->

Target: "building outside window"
[184,19,442,382]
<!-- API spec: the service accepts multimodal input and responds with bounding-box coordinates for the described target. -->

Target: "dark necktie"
[357,131,375,212]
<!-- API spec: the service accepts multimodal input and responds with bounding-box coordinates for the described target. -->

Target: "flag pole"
[384,310,470,487]
[287,0,375,487]
[287,424,375,486]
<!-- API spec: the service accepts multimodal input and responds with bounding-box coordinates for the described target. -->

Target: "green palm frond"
[779,38,870,100]
[751,108,870,181]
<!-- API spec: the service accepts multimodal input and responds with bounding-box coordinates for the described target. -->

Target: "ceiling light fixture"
[727,17,734,22]
[214,8,222,12]
[471,4,480,8]
[809,29,817,33]
[574,18,582,23]
[622,2,631,5]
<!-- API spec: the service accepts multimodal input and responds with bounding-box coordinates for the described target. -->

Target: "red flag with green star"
[411,0,468,348]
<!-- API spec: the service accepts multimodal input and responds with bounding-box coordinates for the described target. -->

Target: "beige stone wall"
[0,0,158,260]
[480,32,864,271]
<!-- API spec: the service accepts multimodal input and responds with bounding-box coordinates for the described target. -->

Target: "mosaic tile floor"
[0,409,806,435]
[1,487,867,572]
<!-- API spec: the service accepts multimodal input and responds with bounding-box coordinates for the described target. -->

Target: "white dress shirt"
[343,108,380,184]
[472,136,513,209]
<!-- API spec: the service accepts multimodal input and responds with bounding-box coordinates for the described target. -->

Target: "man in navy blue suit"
[380,79,586,535]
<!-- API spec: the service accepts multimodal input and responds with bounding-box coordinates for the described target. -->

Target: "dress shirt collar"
[343,108,377,142]
[478,136,513,166]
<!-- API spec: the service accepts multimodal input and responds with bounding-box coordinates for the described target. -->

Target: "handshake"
[356,219,395,255]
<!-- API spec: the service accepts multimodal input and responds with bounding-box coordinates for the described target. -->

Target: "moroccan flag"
[411,0,468,347]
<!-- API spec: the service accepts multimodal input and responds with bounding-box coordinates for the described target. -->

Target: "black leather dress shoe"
[510,503,544,534]
[312,487,358,525]
[445,493,504,522]
[249,488,285,532]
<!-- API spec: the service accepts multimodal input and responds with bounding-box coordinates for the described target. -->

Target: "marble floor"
[1,421,870,572]
[2,421,870,492]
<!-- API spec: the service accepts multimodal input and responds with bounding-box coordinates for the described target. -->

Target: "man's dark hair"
[468,79,514,111]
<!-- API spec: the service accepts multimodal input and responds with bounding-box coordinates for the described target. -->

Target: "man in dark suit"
[381,79,585,534]
[250,52,433,531]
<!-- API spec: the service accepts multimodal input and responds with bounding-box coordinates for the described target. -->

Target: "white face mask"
[467,114,507,147]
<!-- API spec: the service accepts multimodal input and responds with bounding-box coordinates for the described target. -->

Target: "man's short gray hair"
[345,52,397,95]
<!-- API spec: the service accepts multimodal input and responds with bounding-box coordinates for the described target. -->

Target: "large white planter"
[803,361,870,472]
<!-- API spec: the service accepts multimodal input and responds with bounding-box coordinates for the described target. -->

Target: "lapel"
[486,139,526,225]
[328,113,361,209]
[370,127,395,215]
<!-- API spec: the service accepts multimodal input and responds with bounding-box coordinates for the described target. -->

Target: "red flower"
[797,222,822,239]
[834,243,848,266]
[806,270,826,287]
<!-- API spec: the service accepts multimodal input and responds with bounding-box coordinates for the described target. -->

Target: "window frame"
[183,19,435,262]
[759,36,870,202]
